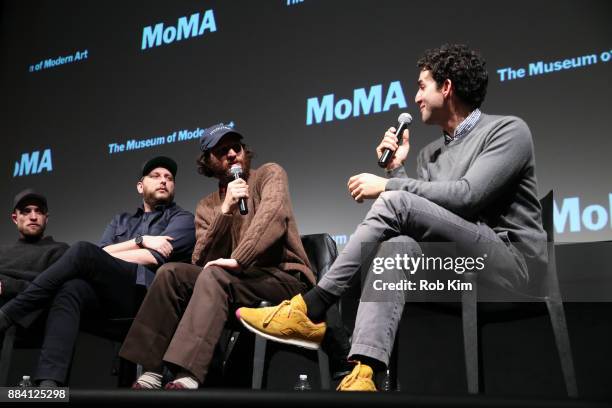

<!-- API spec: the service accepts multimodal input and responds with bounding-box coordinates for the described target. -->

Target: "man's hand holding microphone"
[348,113,412,203]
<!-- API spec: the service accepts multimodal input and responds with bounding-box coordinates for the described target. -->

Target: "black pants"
[1,241,139,383]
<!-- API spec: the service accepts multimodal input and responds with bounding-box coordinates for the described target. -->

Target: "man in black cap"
[119,123,351,389]
[0,156,195,387]
[0,190,68,300]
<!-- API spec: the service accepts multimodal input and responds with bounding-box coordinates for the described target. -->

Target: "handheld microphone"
[230,164,248,215]
[378,112,413,168]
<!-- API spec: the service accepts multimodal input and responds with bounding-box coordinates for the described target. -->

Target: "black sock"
[302,286,339,322]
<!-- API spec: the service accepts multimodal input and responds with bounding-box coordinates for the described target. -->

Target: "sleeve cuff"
[385,177,403,191]
[386,165,408,179]
[148,249,165,266]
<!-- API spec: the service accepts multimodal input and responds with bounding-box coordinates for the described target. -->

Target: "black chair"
[224,233,338,390]
[460,190,578,396]
[0,326,21,386]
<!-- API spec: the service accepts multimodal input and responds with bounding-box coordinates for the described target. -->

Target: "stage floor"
[68,389,611,407]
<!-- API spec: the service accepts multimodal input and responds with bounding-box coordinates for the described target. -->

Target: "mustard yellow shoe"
[236,294,326,350]
[336,361,377,392]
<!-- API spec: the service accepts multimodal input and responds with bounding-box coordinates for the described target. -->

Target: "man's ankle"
[303,287,338,322]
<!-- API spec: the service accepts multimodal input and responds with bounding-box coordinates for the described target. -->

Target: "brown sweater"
[191,163,315,286]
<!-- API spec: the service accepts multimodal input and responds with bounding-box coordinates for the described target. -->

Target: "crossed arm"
[103,235,173,266]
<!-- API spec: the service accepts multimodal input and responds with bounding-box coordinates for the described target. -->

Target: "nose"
[415,91,422,104]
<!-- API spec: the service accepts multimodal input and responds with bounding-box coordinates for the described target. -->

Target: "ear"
[136,180,144,194]
[442,78,453,98]
[11,212,17,225]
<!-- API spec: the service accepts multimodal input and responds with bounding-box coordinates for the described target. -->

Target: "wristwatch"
[134,234,145,248]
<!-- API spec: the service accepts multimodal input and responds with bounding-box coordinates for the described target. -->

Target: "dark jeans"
[1,241,139,383]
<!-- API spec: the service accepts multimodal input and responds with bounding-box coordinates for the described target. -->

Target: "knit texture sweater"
[386,113,547,266]
[192,163,316,286]
[0,236,69,298]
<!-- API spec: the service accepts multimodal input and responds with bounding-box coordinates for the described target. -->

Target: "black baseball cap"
[141,156,178,178]
[13,189,48,212]
[200,123,243,152]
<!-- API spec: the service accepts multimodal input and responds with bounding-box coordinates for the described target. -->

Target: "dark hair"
[417,44,488,110]
[196,143,254,177]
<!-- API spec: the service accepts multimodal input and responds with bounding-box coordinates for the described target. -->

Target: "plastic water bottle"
[293,374,312,391]
[380,369,392,391]
[18,375,33,388]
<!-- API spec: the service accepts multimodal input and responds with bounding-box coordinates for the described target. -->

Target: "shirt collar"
[135,201,175,215]
[443,108,481,145]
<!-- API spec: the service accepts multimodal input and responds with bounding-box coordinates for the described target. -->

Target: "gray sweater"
[386,113,547,266]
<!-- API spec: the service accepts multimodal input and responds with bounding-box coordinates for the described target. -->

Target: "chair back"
[540,191,554,243]
[477,190,560,302]
[539,191,563,302]
[300,234,338,282]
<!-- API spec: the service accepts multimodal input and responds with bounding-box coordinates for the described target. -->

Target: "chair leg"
[252,335,267,389]
[461,273,479,394]
[389,331,399,391]
[222,331,241,376]
[118,360,133,387]
[546,300,578,397]
[0,327,16,386]
[317,349,331,390]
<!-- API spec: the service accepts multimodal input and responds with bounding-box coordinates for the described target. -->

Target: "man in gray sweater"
[237,44,547,391]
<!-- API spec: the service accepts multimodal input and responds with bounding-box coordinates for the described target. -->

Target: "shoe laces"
[263,299,292,326]
[336,361,364,391]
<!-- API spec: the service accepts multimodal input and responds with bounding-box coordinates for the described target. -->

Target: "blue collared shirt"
[99,202,195,287]
[443,108,481,145]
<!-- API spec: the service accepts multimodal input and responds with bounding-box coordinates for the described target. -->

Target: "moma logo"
[306,81,407,125]
[13,149,53,177]
[555,194,612,233]
[141,10,217,51]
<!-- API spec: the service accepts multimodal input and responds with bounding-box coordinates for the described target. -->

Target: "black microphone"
[378,113,413,168]
[230,164,248,215]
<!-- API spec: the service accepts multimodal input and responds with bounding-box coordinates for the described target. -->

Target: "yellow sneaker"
[336,361,377,392]
[236,294,326,350]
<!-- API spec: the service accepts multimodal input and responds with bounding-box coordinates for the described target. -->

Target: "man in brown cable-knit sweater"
[119,123,316,389]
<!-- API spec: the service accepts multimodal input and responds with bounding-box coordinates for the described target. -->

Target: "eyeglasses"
[212,143,243,157]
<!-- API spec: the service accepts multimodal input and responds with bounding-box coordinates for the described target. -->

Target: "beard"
[143,188,174,208]
[19,225,44,242]
[209,154,252,185]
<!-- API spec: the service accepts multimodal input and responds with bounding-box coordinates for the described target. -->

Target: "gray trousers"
[318,191,527,366]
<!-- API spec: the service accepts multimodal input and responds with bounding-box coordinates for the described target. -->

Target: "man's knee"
[68,241,101,259]
[54,279,96,304]
[378,190,417,211]
[198,265,232,286]
[152,262,201,289]
[152,262,180,284]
